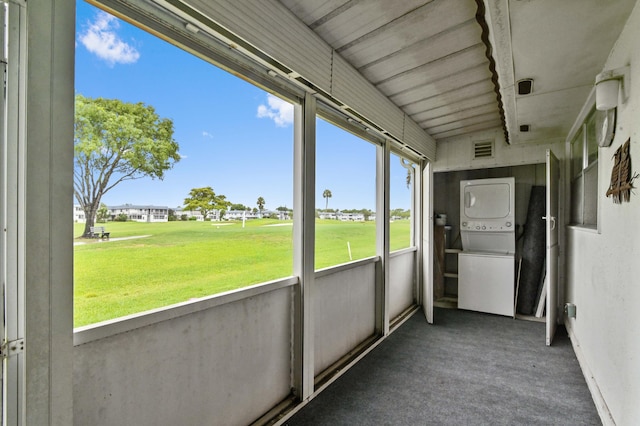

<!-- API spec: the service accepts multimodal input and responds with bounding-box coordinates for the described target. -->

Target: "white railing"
[73,277,297,426]
[73,251,418,425]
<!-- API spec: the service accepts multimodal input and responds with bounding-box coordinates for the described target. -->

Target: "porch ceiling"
[278,0,636,145]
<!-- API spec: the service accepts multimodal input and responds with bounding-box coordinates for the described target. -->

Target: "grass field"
[74,219,411,327]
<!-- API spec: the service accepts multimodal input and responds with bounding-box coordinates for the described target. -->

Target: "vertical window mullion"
[292,92,315,401]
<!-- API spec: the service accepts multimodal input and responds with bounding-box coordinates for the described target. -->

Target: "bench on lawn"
[89,226,110,239]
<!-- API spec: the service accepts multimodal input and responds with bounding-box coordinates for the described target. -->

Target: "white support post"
[422,161,434,324]
[3,1,76,425]
[293,92,316,401]
[3,2,27,423]
[413,160,423,306]
[375,142,390,335]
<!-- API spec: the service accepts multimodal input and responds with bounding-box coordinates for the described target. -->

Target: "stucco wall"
[565,2,640,423]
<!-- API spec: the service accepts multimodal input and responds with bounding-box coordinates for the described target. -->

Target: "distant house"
[224,210,259,221]
[339,212,365,222]
[318,211,366,221]
[318,211,337,220]
[273,210,291,220]
[73,204,87,223]
[260,209,291,220]
[173,207,221,221]
[109,205,169,223]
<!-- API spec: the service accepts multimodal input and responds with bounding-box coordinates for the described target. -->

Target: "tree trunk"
[81,202,99,237]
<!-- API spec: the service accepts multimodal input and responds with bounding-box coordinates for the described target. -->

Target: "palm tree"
[257,196,265,216]
[322,189,332,210]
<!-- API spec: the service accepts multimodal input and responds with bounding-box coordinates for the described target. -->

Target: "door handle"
[542,216,556,230]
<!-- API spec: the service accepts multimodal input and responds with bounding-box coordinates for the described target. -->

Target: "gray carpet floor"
[286,308,599,425]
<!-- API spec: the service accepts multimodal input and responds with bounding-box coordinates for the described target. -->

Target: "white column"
[11,0,75,424]
[375,142,390,335]
[293,92,316,400]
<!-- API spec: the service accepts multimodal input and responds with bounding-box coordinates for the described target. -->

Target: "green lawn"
[74,219,411,327]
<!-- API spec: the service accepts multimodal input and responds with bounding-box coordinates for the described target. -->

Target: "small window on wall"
[570,109,598,227]
[389,152,414,251]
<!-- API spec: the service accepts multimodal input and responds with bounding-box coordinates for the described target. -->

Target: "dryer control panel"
[461,221,513,231]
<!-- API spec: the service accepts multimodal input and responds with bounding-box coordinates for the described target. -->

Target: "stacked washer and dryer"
[458,177,516,317]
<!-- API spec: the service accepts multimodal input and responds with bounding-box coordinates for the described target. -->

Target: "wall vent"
[473,141,494,159]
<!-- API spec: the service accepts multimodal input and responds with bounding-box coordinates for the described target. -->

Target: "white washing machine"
[458,178,515,317]
[458,251,514,317]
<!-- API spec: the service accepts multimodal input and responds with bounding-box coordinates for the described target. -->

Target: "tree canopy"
[74,94,180,236]
[183,187,230,220]
[257,197,266,212]
[230,203,248,211]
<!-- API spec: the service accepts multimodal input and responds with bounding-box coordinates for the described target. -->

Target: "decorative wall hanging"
[606,138,638,203]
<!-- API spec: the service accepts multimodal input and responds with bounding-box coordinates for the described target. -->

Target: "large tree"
[322,189,332,210]
[183,187,230,220]
[74,94,180,237]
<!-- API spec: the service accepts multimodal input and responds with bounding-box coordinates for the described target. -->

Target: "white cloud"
[257,94,294,127]
[79,12,140,66]
[202,131,213,139]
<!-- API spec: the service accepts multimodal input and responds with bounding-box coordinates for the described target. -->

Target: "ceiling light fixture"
[595,65,630,110]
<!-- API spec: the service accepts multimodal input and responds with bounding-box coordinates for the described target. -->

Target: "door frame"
[422,161,433,324]
[545,149,560,345]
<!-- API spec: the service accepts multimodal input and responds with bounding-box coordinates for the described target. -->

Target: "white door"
[422,162,433,323]
[545,150,559,345]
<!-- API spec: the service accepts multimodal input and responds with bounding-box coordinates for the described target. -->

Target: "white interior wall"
[434,127,564,173]
[564,2,640,423]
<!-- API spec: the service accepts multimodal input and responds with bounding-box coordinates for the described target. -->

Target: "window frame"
[389,149,420,251]
[567,91,599,230]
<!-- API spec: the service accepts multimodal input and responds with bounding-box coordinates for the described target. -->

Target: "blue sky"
[75,2,411,211]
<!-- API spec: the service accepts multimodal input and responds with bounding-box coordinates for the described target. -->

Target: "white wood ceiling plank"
[403,80,495,115]
[390,64,493,107]
[410,92,497,124]
[419,103,499,128]
[376,44,488,95]
[338,0,476,67]
[312,0,431,49]
[359,20,482,83]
